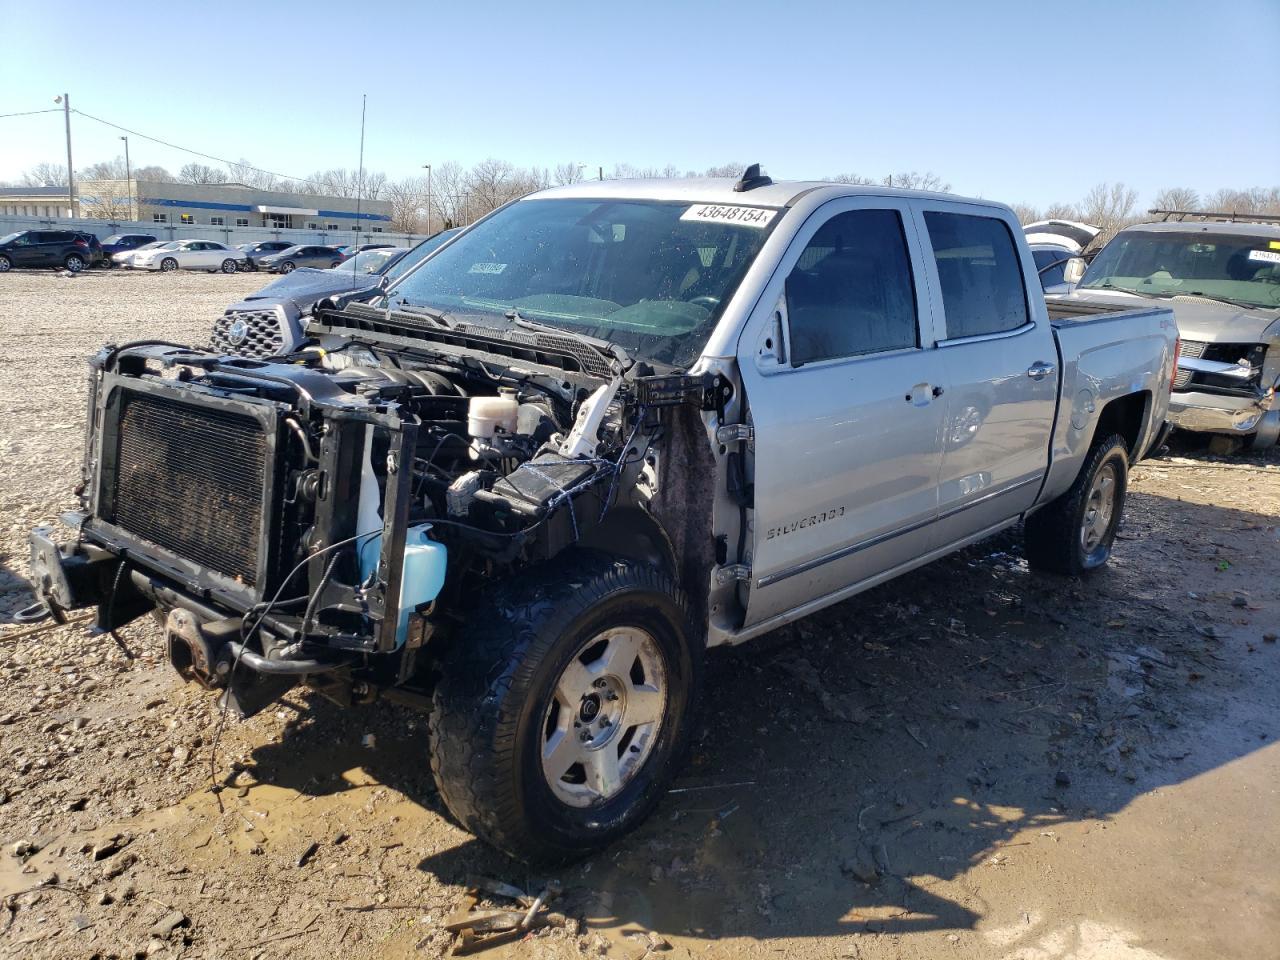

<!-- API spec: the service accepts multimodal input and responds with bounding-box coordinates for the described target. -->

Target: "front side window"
[386,197,779,369]
[925,212,1028,338]
[784,209,919,365]
[1080,229,1280,310]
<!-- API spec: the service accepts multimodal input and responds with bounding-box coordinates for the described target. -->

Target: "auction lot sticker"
[1248,249,1280,264]
[681,204,778,228]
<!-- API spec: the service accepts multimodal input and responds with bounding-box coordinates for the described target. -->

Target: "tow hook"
[165,609,238,689]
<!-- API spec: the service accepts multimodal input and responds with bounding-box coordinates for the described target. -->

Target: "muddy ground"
[0,269,1277,960]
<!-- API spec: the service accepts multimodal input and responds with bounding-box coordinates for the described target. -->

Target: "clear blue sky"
[2,0,1277,208]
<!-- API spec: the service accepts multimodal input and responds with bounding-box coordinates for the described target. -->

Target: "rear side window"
[784,209,919,365]
[924,212,1028,339]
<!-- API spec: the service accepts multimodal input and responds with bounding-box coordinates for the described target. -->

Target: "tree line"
[5,157,1277,240]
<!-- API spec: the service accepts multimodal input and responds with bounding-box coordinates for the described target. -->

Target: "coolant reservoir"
[358,523,447,647]
[468,392,519,439]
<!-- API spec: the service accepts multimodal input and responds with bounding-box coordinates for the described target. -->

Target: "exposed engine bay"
[33,307,735,715]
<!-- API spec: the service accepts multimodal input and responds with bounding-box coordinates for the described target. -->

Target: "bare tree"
[827,172,876,185]
[132,165,174,183]
[178,162,229,184]
[362,171,387,200]
[1042,202,1080,221]
[883,171,951,192]
[385,175,429,233]
[553,162,585,185]
[21,162,68,187]
[78,156,130,181]
[1079,182,1139,242]
[226,158,282,192]
[1151,186,1199,212]
[431,161,468,226]
[1009,203,1042,225]
[1204,186,1280,215]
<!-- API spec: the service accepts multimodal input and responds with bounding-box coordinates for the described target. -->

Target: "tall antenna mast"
[352,94,366,274]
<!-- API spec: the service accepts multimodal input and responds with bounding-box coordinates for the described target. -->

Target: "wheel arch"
[1093,390,1150,462]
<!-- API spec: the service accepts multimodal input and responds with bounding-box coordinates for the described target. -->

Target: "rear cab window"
[924,212,1028,339]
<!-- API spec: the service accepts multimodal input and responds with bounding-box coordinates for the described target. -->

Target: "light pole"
[119,136,132,221]
[54,94,75,218]
[422,164,432,236]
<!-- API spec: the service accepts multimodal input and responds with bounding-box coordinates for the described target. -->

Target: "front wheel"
[160,257,178,272]
[1024,433,1129,575]
[430,554,700,863]
[279,261,295,273]
[0,255,11,273]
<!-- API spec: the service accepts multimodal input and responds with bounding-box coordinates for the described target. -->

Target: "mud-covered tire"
[429,553,701,863]
[1024,433,1129,575]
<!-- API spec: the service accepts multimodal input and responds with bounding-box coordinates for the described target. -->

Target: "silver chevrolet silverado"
[29,169,1178,862]
[1062,212,1280,450]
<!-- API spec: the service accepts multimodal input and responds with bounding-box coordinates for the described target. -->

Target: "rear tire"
[1024,433,1129,575]
[430,554,701,863]
[63,254,85,272]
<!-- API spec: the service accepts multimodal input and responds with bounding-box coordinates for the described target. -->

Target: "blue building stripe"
[138,197,390,221]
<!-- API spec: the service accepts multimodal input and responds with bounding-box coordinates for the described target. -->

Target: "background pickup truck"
[30,171,1178,863]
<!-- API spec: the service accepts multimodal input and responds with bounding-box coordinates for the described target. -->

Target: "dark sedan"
[257,244,345,273]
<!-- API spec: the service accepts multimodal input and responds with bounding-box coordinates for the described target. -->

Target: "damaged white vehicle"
[30,170,1178,861]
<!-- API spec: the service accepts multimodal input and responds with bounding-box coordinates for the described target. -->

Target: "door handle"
[905,383,939,405]
[1026,361,1056,381]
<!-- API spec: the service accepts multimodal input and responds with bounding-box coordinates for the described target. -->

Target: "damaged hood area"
[1065,289,1280,343]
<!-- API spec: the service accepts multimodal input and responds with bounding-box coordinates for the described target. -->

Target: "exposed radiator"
[110,392,267,586]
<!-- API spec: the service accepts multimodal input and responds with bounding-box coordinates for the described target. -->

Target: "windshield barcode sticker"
[681,204,777,229]
[1248,249,1280,264]
[468,262,507,274]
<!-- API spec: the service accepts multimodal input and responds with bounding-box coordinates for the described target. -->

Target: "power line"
[0,108,62,120]
[70,107,322,188]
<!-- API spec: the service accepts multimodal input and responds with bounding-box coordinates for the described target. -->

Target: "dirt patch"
[1,271,1278,959]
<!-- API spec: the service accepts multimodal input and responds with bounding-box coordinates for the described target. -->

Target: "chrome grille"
[110,392,267,586]
[1173,340,1206,390]
[211,309,285,359]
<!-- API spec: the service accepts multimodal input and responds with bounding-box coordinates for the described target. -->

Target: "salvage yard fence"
[0,213,427,249]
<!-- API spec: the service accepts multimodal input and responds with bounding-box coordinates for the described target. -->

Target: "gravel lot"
[0,270,1278,960]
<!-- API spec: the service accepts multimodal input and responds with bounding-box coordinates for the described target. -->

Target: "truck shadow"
[245,487,1279,945]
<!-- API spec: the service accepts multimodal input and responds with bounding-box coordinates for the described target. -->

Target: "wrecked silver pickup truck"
[29,170,1178,861]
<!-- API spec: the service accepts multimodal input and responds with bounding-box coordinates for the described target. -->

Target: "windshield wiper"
[1180,291,1270,310]
[504,309,632,370]
[392,300,454,328]
[1081,281,1160,299]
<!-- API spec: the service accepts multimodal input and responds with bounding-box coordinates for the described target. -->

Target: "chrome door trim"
[757,475,1039,589]
[937,475,1039,521]
[937,321,1037,349]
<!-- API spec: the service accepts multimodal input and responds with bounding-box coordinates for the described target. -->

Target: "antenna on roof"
[352,94,366,276]
[733,163,773,192]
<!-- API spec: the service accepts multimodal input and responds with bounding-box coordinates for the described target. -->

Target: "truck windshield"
[384,198,779,368]
[1080,230,1280,309]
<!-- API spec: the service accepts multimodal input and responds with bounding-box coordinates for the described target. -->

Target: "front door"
[912,206,1058,544]
[739,199,947,627]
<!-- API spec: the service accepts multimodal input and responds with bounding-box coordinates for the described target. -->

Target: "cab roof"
[529,177,996,211]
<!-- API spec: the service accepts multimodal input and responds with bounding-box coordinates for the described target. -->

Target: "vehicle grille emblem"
[227,318,249,345]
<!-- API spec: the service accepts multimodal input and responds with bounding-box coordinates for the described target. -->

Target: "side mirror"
[1065,257,1086,284]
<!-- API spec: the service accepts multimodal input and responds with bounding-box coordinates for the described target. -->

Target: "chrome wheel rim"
[541,626,668,808]
[222,259,236,273]
[0,258,10,272]
[1081,462,1118,554]
[161,259,176,271]
[281,262,294,273]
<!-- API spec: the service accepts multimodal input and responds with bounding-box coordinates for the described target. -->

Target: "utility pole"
[120,136,132,221]
[56,93,76,218]
[422,164,432,236]
[598,166,603,182]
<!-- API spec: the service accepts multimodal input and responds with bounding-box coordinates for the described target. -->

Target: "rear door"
[32,232,62,266]
[739,198,947,626]
[911,205,1058,545]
